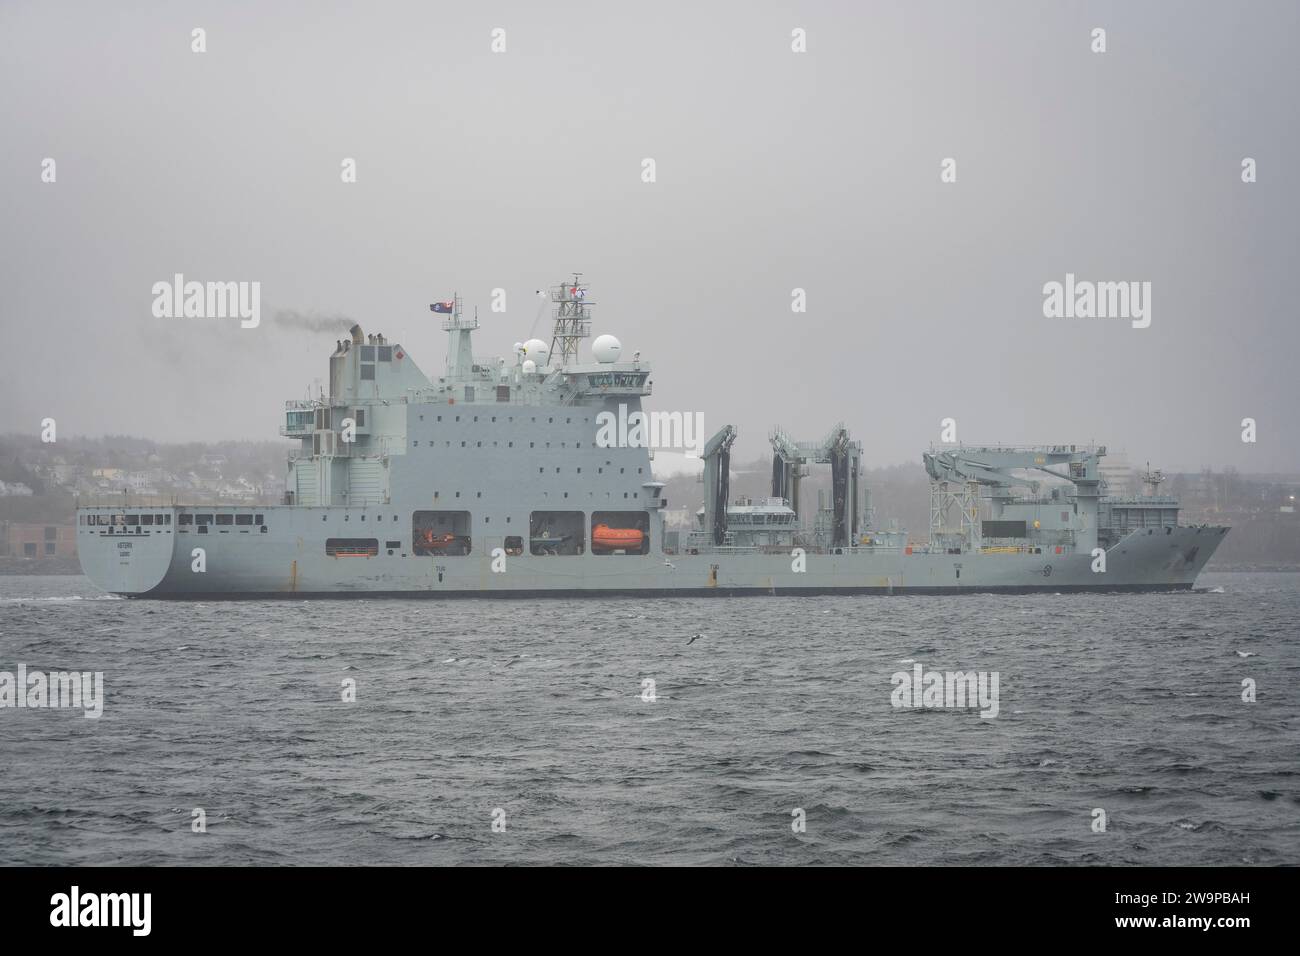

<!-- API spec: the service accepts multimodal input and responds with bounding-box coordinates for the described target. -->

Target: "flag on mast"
[430,300,454,314]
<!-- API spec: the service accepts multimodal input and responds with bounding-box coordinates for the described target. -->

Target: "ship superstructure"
[76,276,1227,596]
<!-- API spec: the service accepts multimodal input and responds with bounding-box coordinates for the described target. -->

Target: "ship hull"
[76,506,1227,598]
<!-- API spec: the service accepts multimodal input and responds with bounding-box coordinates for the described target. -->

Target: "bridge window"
[235,514,253,526]
[216,514,233,526]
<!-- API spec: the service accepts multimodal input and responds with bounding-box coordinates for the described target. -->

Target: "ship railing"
[280,495,392,507]
[1102,495,1180,506]
[938,442,1106,454]
[287,437,404,460]
[76,494,280,509]
[76,494,182,509]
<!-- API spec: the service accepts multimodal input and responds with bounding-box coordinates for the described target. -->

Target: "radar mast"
[1141,463,1166,497]
[548,274,593,366]
[439,293,478,377]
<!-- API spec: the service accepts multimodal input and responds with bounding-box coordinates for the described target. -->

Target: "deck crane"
[922,445,1107,552]
[701,425,737,546]
[769,423,862,548]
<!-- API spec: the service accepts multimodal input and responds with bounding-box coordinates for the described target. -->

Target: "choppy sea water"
[0,572,1296,866]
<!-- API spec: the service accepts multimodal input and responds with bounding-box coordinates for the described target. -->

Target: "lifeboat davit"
[592,524,644,552]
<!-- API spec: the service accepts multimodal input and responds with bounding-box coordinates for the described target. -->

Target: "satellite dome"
[522,359,537,374]
[591,334,622,364]
[522,338,549,362]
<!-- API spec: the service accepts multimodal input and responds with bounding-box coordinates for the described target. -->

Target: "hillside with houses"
[0,435,286,506]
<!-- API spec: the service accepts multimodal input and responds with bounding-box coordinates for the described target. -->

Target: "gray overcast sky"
[2,0,1297,473]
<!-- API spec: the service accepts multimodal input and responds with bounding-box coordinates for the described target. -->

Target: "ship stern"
[76,507,178,596]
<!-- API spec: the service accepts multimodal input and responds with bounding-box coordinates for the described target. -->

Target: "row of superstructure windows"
[81,513,173,526]
[407,440,644,475]
[178,514,265,526]
[416,413,590,424]
[411,440,628,451]
[81,512,273,534]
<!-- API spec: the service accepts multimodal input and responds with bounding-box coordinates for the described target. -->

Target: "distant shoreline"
[0,558,81,576]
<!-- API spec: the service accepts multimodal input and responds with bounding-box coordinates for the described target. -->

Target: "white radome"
[522,359,537,374]
[591,334,622,364]
[523,338,549,362]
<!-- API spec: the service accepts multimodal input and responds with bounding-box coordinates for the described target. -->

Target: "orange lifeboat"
[592,524,644,552]
[419,530,459,553]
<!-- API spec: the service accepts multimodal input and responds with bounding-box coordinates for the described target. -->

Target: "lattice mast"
[549,274,593,365]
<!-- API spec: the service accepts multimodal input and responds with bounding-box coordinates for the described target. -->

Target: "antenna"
[1141,462,1166,497]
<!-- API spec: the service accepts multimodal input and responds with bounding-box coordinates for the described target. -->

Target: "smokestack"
[350,323,363,346]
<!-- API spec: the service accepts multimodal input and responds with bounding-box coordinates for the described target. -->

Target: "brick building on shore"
[0,522,77,559]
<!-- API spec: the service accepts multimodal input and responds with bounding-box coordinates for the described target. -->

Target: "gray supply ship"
[76,277,1227,597]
